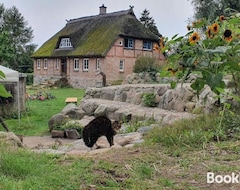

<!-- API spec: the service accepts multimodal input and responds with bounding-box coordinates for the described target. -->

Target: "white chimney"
[99,4,107,15]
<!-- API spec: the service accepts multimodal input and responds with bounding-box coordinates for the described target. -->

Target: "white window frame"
[96,58,100,71]
[37,59,41,69]
[143,40,152,50]
[119,60,124,72]
[83,58,89,71]
[74,58,80,71]
[59,38,72,48]
[124,38,134,49]
[43,59,48,69]
[55,59,60,70]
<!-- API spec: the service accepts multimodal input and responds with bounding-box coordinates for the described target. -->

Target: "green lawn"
[3,87,85,136]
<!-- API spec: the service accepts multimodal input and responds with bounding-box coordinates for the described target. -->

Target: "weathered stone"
[173,100,186,112]
[185,102,196,112]
[157,85,169,96]
[48,113,69,132]
[80,100,98,115]
[51,130,65,138]
[65,129,80,139]
[132,92,142,105]
[0,132,25,148]
[119,92,127,102]
[61,107,85,120]
[94,104,108,117]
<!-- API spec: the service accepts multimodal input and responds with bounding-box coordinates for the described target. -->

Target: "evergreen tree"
[139,9,161,37]
[0,4,36,72]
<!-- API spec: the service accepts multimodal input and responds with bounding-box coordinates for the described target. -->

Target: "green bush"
[59,121,84,134]
[143,93,157,107]
[26,73,33,85]
[134,56,159,81]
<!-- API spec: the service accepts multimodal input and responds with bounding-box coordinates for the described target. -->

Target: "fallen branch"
[0,116,9,132]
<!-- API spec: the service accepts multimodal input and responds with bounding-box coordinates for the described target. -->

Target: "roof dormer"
[58,37,73,49]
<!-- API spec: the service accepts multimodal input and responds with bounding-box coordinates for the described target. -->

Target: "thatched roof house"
[32,5,164,88]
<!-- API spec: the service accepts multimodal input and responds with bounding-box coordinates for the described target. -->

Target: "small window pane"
[74,59,79,71]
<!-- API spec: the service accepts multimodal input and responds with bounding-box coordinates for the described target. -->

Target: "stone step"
[79,98,194,125]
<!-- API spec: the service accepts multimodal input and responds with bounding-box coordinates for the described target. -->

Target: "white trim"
[43,59,48,69]
[37,59,41,69]
[119,60,124,72]
[74,58,80,71]
[83,58,89,71]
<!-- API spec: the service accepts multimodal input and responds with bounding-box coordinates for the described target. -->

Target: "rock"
[137,126,154,134]
[48,113,69,132]
[51,130,65,138]
[80,100,98,115]
[185,102,196,112]
[65,129,81,139]
[157,85,169,96]
[94,104,108,117]
[61,107,85,120]
[0,132,25,149]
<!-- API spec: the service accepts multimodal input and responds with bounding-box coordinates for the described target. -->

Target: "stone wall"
[84,83,217,113]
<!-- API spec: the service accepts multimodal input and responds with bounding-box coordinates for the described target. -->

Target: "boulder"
[0,132,25,149]
[61,107,85,120]
[48,113,69,132]
[65,129,81,139]
[80,100,98,115]
[94,104,108,117]
[51,130,65,138]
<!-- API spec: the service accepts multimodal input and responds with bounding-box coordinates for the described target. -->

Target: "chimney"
[99,4,107,15]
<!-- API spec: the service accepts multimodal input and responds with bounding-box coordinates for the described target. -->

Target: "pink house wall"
[34,37,164,88]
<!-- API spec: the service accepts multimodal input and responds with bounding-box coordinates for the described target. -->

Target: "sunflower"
[211,23,219,34]
[189,32,201,44]
[153,44,159,51]
[167,68,178,75]
[219,15,225,22]
[206,26,214,38]
[159,37,165,49]
[223,29,233,42]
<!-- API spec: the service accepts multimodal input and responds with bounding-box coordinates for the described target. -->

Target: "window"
[55,59,60,70]
[143,41,152,50]
[74,59,79,71]
[37,59,41,69]
[124,38,134,49]
[96,58,100,71]
[119,60,124,72]
[59,38,72,48]
[83,59,89,71]
[43,59,48,69]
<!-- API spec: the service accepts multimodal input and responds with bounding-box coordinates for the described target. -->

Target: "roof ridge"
[67,9,133,25]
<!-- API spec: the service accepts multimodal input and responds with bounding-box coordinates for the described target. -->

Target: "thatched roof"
[32,8,160,58]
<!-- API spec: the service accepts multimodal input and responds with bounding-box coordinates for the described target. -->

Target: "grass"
[3,87,85,136]
[1,87,240,189]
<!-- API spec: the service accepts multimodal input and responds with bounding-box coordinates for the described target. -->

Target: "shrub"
[59,120,84,134]
[134,56,159,81]
[143,93,157,107]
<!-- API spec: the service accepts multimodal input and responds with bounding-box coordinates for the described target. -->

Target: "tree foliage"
[139,9,161,37]
[190,0,240,22]
[0,3,36,72]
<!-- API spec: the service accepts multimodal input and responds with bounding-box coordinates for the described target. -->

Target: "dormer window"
[59,38,72,48]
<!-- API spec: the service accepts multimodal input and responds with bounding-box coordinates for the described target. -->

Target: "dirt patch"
[23,136,77,149]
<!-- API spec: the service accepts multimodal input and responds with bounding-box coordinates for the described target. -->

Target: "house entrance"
[61,59,67,76]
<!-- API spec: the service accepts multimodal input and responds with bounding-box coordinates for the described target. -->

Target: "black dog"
[82,116,121,148]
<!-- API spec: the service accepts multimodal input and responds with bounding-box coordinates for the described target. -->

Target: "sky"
[1,0,194,49]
